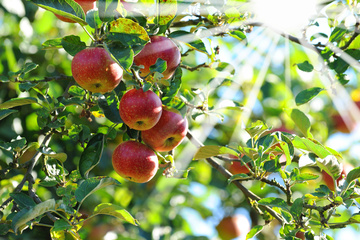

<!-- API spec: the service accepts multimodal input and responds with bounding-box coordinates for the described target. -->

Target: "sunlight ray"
[230,30,281,143]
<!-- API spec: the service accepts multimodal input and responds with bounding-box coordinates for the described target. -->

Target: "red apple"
[55,0,96,23]
[119,88,162,130]
[216,215,251,240]
[229,161,250,175]
[71,47,123,94]
[133,35,181,80]
[141,108,188,152]
[322,162,353,191]
[112,141,158,183]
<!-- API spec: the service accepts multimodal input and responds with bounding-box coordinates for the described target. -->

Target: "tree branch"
[186,130,284,224]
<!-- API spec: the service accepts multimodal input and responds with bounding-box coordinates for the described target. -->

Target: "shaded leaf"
[296,61,314,72]
[10,193,36,209]
[61,35,86,56]
[79,134,105,178]
[40,147,67,162]
[193,145,239,160]
[98,93,122,123]
[0,109,18,121]
[169,30,208,54]
[0,97,38,109]
[345,167,360,188]
[258,197,288,211]
[295,87,324,106]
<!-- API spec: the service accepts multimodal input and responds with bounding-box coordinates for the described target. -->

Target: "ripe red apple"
[71,47,123,94]
[112,141,159,183]
[322,162,353,191]
[133,35,181,80]
[229,161,250,175]
[216,215,251,240]
[119,88,162,130]
[55,0,96,23]
[141,108,188,152]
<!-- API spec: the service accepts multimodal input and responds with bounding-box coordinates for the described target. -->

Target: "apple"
[119,88,162,130]
[112,140,158,183]
[133,35,181,80]
[322,162,353,191]
[229,161,250,175]
[331,101,360,133]
[55,0,96,23]
[216,215,251,240]
[71,47,123,94]
[141,108,188,152]
[295,231,305,240]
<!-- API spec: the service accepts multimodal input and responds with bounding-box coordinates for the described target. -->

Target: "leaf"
[348,214,360,223]
[12,199,55,234]
[229,30,246,41]
[294,173,319,182]
[258,197,288,211]
[29,0,87,25]
[51,219,72,232]
[75,177,120,205]
[98,93,122,123]
[285,108,312,138]
[344,167,360,188]
[40,147,68,162]
[156,0,177,25]
[0,97,38,109]
[0,223,11,235]
[41,38,62,49]
[317,155,342,180]
[106,43,134,71]
[295,87,324,106]
[98,0,118,22]
[10,193,36,209]
[93,203,139,226]
[296,61,314,72]
[108,18,150,42]
[245,120,269,138]
[290,198,303,220]
[213,62,235,75]
[0,109,18,120]
[293,136,332,159]
[246,225,263,240]
[161,67,182,104]
[61,35,86,56]
[169,30,208,54]
[228,173,250,182]
[86,9,102,29]
[193,145,239,160]
[79,133,105,178]
[149,58,167,74]
[329,26,347,43]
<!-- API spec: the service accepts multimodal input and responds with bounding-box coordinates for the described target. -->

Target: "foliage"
[1,0,360,239]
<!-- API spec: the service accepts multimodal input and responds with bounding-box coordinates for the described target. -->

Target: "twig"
[14,75,74,83]
[186,130,284,224]
[340,22,360,50]
[180,63,211,72]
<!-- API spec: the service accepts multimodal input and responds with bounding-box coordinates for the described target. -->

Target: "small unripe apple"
[216,215,250,240]
[322,162,353,191]
[141,108,188,152]
[119,88,162,130]
[112,141,159,183]
[133,35,181,80]
[55,0,96,23]
[71,47,123,94]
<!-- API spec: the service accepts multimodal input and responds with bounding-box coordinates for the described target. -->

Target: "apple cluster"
[112,88,188,183]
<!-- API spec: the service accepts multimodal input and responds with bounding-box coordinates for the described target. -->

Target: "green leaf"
[295,87,324,106]
[75,177,120,205]
[106,43,134,71]
[61,35,86,56]
[161,67,182,104]
[229,30,246,41]
[347,214,360,223]
[51,219,72,232]
[0,223,11,235]
[79,134,105,178]
[329,26,347,43]
[193,145,239,160]
[41,38,62,49]
[228,173,250,182]
[86,9,102,29]
[293,136,332,159]
[344,167,360,188]
[29,0,87,25]
[12,199,55,234]
[10,193,36,209]
[317,155,342,180]
[290,198,303,220]
[93,203,139,226]
[98,0,118,22]
[40,147,67,162]
[0,97,38,109]
[296,61,314,72]
[98,93,122,124]
[285,108,312,138]
[169,30,208,54]
[213,62,235,75]
[0,109,18,121]
[258,197,288,211]
[245,120,269,138]
[294,173,319,182]
[149,58,167,74]
[156,0,177,25]
[246,225,264,240]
